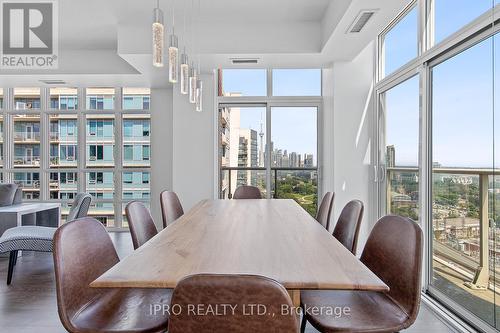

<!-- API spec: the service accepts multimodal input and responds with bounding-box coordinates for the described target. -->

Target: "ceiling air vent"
[39,79,66,85]
[347,10,377,33]
[230,58,259,65]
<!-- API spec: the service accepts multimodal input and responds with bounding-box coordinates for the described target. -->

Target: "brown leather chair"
[160,190,184,228]
[301,215,423,333]
[332,200,364,255]
[169,274,299,333]
[315,192,334,230]
[125,201,158,249]
[232,185,262,199]
[53,217,171,333]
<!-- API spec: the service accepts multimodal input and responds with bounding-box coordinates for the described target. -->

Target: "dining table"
[91,199,388,306]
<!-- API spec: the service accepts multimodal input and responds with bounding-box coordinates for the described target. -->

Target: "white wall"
[140,76,216,227]
[172,73,216,211]
[150,88,173,228]
[329,41,376,253]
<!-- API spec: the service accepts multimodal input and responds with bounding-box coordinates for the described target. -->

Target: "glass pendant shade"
[168,33,179,83]
[152,7,164,67]
[180,53,189,94]
[189,66,197,103]
[195,79,203,112]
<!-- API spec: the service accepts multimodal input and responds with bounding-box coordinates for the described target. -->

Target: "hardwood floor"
[0,232,455,332]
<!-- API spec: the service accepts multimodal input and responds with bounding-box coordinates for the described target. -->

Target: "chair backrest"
[12,187,23,204]
[125,201,158,249]
[360,215,423,325]
[160,190,184,228]
[53,217,120,332]
[332,200,364,255]
[66,193,92,222]
[0,183,19,207]
[232,185,262,199]
[315,192,334,230]
[169,274,299,333]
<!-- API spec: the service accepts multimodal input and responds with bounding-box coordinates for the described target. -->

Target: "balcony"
[50,131,78,143]
[15,180,40,189]
[123,160,150,167]
[50,156,77,167]
[49,180,78,190]
[14,131,40,142]
[50,132,59,141]
[13,156,40,167]
[123,135,150,143]
[86,136,114,143]
[387,166,500,321]
[220,129,229,146]
[220,108,229,125]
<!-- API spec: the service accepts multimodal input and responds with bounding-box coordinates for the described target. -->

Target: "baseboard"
[421,293,481,333]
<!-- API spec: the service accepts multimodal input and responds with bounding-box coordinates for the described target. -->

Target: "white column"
[150,88,174,229]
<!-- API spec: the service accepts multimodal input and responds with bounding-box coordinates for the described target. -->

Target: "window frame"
[377,0,420,82]
[216,68,323,208]
[0,87,151,231]
[375,1,500,331]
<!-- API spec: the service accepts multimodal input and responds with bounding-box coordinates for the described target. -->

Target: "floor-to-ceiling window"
[430,33,497,328]
[217,69,321,215]
[379,75,420,221]
[121,88,151,227]
[377,0,498,330]
[0,87,151,230]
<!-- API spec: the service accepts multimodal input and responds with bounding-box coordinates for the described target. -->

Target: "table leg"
[56,206,61,226]
[0,213,18,258]
[288,290,301,308]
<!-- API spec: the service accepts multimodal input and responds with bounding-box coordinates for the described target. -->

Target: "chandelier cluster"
[152,0,202,112]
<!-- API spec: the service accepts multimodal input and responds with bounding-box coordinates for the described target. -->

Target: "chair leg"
[7,251,17,285]
[13,250,18,266]
[300,313,307,333]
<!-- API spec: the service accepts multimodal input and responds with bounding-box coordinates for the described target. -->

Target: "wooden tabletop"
[91,199,388,292]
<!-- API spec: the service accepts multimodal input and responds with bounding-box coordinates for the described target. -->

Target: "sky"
[385,0,499,168]
[235,106,318,166]
[223,69,320,164]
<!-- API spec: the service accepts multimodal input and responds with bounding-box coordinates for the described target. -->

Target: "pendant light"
[189,63,197,103]
[180,1,189,94]
[168,0,178,83]
[195,78,203,112]
[168,30,179,82]
[152,0,164,67]
[188,0,197,103]
[180,50,189,94]
[194,0,203,112]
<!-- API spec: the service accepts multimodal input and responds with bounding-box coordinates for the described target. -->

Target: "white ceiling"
[0,0,410,87]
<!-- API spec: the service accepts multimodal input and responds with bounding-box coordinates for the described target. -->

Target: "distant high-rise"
[386,145,395,168]
[259,115,265,167]
[290,152,298,167]
[219,106,231,198]
[304,154,314,167]
[282,150,289,167]
[237,129,258,186]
